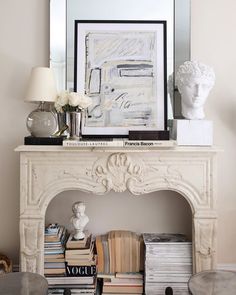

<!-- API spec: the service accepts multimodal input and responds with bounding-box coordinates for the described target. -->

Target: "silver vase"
[56,112,69,137]
[65,111,82,140]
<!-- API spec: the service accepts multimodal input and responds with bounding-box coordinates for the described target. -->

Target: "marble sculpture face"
[180,76,212,109]
[176,61,215,119]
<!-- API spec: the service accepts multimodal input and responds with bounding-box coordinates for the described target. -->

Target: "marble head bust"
[176,61,215,119]
[71,201,89,240]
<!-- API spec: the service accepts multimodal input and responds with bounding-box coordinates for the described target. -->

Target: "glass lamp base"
[26,103,57,137]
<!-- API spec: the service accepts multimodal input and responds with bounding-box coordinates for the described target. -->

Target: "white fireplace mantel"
[15,145,219,275]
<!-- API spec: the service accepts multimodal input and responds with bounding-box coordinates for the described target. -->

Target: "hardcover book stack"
[96,230,142,275]
[47,275,97,295]
[96,230,144,294]
[143,233,192,295]
[102,272,144,295]
[44,224,67,276]
[65,232,96,266]
[56,232,97,294]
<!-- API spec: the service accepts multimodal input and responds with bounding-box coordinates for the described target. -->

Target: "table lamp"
[25,67,58,137]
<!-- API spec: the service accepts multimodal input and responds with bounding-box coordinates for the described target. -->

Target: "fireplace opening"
[44,190,193,292]
[45,190,192,239]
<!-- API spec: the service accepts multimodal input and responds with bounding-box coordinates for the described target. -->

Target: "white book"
[123,140,175,147]
[145,257,192,263]
[145,282,189,295]
[145,264,192,273]
[63,139,124,147]
[146,276,191,283]
[63,139,175,148]
[46,276,94,285]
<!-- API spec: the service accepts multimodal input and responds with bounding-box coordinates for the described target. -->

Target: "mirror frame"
[50,0,191,119]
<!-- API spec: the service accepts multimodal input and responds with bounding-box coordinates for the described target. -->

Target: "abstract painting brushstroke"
[75,21,166,135]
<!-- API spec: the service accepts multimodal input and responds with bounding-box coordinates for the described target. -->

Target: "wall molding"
[217,264,236,271]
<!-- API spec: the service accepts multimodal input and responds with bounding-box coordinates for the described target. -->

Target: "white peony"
[56,90,69,106]
[54,91,92,112]
[68,92,81,107]
[68,92,92,109]
[54,91,70,112]
[54,101,63,113]
[78,94,92,109]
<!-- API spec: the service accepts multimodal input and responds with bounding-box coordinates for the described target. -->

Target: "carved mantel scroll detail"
[92,153,145,193]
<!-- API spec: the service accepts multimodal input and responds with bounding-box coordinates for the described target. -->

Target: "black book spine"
[128,130,169,140]
[65,264,96,277]
[24,136,65,145]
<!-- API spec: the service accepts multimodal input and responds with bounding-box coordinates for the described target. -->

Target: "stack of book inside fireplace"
[101,272,144,295]
[65,232,95,266]
[47,275,98,295]
[45,227,98,294]
[44,224,67,276]
[95,230,142,275]
[57,232,98,294]
[96,230,144,294]
[143,233,192,295]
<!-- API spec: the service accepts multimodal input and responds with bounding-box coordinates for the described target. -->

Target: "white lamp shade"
[25,67,58,102]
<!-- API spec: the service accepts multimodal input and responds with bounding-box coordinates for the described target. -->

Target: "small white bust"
[176,61,215,119]
[70,201,89,240]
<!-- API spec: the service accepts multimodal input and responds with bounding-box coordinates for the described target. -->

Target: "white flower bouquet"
[55,91,92,113]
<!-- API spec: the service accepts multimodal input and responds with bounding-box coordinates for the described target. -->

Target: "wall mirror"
[50,0,190,120]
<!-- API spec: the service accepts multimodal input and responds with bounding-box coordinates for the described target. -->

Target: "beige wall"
[0,0,236,265]
[191,0,236,263]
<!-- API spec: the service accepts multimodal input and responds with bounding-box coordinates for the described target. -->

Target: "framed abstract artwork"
[74,20,167,137]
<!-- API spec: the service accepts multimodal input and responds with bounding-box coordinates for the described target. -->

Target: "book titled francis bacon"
[63,139,175,148]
